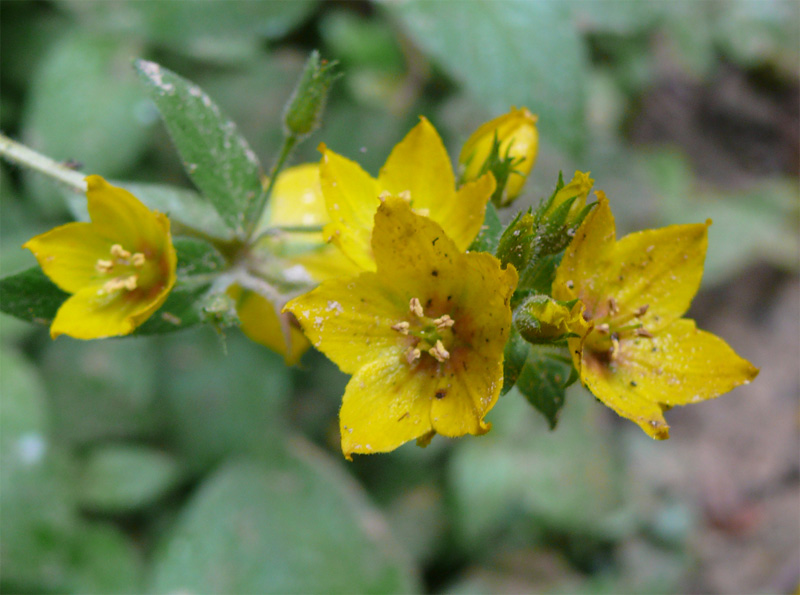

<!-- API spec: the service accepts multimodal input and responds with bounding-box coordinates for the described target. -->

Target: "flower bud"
[513,295,589,344]
[542,170,594,221]
[283,51,340,139]
[459,107,538,204]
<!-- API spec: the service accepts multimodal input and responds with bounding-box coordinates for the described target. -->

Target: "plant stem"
[0,134,87,193]
[245,133,298,239]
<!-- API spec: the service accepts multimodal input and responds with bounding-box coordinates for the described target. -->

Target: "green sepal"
[467,202,503,254]
[134,59,264,237]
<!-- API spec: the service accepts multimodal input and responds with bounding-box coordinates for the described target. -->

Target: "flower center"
[583,300,653,362]
[96,243,147,294]
[392,297,456,365]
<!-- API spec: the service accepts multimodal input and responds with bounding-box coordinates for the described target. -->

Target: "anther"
[635,327,654,338]
[405,347,421,364]
[110,244,131,260]
[95,259,114,273]
[131,253,146,267]
[608,297,619,315]
[397,190,412,203]
[378,191,391,202]
[409,297,424,317]
[610,336,620,361]
[434,314,454,330]
[123,275,138,290]
[429,340,450,362]
[416,208,430,217]
[635,304,649,317]
[595,323,610,334]
[391,321,410,335]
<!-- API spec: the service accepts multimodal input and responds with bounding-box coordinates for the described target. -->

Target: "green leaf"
[1,347,78,591]
[69,522,144,594]
[386,0,589,154]
[79,446,183,513]
[448,388,629,545]
[134,59,264,236]
[149,445,419,593]
[468,202,503,254]
[157,330,292,473]
[0,267,69,327]
[40,337,162,445]
[21,32,152,217]
[515,344,574,429]
[60,0,320,63]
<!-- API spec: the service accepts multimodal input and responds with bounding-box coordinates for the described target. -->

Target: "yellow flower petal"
[577,318,758,439]
[285,272,405,375]
[86,175,169,250]
[50,285,143,339]
[378,117,455,213]
[340,356,434,459]
[229,285,309,365]
[319,144,380,271]
[268,163,327,234]
[22,222,110,294]
[555,194,709,333]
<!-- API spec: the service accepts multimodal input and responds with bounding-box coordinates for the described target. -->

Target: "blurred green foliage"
[1,0,797,593]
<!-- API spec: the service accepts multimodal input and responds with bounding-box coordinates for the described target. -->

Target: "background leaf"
[135,59,264,236]
[386,0,589,155]
[148,446,419,594]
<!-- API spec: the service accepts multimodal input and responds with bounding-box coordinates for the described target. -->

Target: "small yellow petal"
[378,117,456,213]
[340,356,434,459]
[23,222,110,294]
[319,145,380,271]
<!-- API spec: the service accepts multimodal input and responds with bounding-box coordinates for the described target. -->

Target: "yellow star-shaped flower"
[319,117,495,271]
[285,196,518,458]
[23,175,176,339]
[553,193,758,439]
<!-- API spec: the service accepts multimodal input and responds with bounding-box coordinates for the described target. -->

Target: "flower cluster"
[16,98,757,459]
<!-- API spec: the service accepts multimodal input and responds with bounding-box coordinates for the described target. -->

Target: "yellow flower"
[23,175,176,339]
[459,106,538,203]
[285,196,518,458]
[320,117,496,271]
[553,193,758,439]
[231,164,360,364]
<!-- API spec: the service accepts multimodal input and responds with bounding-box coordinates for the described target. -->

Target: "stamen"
[391,321,410,335]
[95,259,114,273]
[416,208,430,217]
[595,323,610,334]
[635,327,654,338]
[610,336,621,361]
[635,304,649,317]
[123,275,138,290]
[405,347,421,364]
[429,340,450,362]
[131,253,146,267]
[434,314,454,330]
[110,244,131,260]
[409,297,424,317]
[378,191,391,202]
[608,297,619,315]
[397,190,412,203]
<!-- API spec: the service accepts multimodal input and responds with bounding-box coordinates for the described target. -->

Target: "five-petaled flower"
[553,193,758,439]
[23,175,176,339]
[319,117,495,271]
[285,196,518,459]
